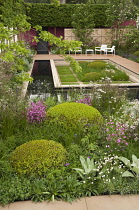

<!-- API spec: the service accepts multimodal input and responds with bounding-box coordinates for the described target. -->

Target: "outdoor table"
[85,49,94,55]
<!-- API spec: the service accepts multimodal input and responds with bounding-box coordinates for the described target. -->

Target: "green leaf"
[119,156,131,167]
[80,156,88,173]
[132,167,139,175]
[122,171,134,177]
[132,154,139,168]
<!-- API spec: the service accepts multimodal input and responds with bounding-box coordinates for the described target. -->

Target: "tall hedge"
[1,0,26,27]
[25,3,108,28]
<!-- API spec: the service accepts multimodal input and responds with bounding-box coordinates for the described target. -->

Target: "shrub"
[82,72,101,82]
[10,140,67,176]
[101,69,129,81]
[87,61,107,69]
[101,69,115,78]
[25,4,108,28]
[46,102,103,131]
[134,51,139,56]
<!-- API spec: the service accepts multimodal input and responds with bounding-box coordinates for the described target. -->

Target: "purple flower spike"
[27,100,47,124]
[64,163,70,166]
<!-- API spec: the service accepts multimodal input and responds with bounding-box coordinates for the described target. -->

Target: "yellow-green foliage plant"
[134,51,139,56]
[46,102,103,131]
[87,61,107,69]
[83,72,101,82]
[10,140,67,176]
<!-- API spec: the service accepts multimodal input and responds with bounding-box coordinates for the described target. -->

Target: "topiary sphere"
[46,102,103,130]
[83,72,101,82]
[134,51,139,56]
[10,140,67,176]
[87,61,107,69]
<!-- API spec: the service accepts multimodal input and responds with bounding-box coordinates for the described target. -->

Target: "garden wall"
[64,26,136,46]
[64,28,115,45]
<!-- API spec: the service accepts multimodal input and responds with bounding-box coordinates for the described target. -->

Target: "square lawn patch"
[57,66,71,75]
[59,75,77,82]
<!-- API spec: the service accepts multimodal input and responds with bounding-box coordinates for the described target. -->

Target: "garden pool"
[27,60,139,101]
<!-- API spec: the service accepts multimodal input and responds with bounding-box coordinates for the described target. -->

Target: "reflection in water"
[127,88,139,100]
[27,60,139,101]
[27,60,55,100]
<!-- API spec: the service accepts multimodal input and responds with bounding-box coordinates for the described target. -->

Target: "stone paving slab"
[1,195,139,210]
[0,198,87,210]
[86,195,139,210]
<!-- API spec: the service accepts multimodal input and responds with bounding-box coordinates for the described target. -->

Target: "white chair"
[95,44,107,54]
[105,45,115,55]
[69,47,82,55]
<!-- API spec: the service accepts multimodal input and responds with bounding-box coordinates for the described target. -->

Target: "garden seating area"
[69,45,115,56]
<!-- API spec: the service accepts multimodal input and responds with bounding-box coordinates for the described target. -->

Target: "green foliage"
[0,0,33,88]
[118,155,139,178]
[0,88,139,204]
[72,60,129,82]
[0,175,32,205]
[71,3,95,48]
[122,28,139,53]
[0,85,28,138]
[46,102,103,132]
[134,51,139,56]
[105,0,138,47]
[73,156,97,178]
[64,55,82,73]
[87,61,107,69]
[105,0,138,28]
[1,0,30,30]
[101,69,129,81]
[10,140,67,176]
[89,78,127,114]
[25,3,108,28]
[83,72,101,82]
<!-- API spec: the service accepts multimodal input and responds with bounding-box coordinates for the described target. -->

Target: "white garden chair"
[104,45,115,55]
[95,44,107,54]
[69,47,82,55]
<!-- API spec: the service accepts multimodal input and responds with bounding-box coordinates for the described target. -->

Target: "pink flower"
[116,139,121,143]
[27,101,47,124]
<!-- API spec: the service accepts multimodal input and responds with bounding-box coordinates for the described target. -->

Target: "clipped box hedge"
[10,139,67,176]
[25,3,108,28]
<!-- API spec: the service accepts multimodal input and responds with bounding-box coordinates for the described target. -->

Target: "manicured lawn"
[57,66,72,75]
[59,74,77,82]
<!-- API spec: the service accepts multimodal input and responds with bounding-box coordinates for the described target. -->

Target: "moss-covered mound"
[10,140,67,176]
[47,102,103,130]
